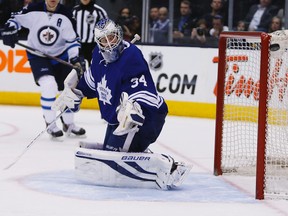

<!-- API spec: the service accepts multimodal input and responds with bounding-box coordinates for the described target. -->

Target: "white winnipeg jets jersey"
[8,2,80,59]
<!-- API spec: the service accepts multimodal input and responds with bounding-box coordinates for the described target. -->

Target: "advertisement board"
[0,41,219,118]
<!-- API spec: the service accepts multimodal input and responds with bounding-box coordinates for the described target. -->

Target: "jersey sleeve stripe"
[129,91,164,108]
[84,68,96,91]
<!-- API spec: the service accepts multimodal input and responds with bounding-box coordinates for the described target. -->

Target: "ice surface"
[0,105,288,216]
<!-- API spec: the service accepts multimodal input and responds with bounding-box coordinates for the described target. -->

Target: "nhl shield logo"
[149,52,162,71]
[86,14,95,24]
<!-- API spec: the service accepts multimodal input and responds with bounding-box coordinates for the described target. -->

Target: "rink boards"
[0,41,218,118]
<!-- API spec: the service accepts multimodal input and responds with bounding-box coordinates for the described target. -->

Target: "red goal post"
[214,31,288,200]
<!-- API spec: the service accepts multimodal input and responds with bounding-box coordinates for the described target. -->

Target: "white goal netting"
[219,32,288,199]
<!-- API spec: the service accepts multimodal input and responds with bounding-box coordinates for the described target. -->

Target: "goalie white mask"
[94,19,124,63]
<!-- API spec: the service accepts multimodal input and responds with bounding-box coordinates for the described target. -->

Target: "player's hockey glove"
[52,70,84,112]
[1,24,18,48]
[113,92,145,136]
[70,56,86,78]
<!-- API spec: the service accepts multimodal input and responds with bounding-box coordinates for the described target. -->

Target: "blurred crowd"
[0,0,285,48]
[152,0,284,47]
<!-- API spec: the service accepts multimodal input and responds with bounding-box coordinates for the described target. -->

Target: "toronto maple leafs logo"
[95,18,109,30]
[97,75,112,105]
[38,26,59,46]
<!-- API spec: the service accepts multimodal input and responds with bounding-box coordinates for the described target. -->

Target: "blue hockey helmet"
[94,18,124,63]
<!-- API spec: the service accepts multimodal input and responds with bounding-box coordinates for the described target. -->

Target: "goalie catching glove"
[52,69,83,112]
[113,92,145,136]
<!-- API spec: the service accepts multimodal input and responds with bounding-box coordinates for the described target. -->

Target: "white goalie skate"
[155,155,192,189]
[167,162,192,188]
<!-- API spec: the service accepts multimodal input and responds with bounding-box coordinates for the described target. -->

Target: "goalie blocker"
[75,144,192,190]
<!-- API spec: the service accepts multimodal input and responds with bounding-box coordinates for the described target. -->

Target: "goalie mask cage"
[214,31,288,200]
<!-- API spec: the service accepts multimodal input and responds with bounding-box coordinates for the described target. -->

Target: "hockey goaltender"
[52,18,192,190]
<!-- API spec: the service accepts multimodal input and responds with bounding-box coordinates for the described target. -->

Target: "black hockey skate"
[63,123,86,136]
[61,117,86,136]
[46,122,64,138]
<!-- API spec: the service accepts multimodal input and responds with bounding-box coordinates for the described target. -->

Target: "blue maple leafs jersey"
[7,2,80,59]
[77,41,168,124]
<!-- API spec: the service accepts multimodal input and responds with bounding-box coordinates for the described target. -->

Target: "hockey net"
[214,31,288,200]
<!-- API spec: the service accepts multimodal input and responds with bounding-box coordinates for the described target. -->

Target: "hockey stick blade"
[3,129,47,170]
[3,108,68,170]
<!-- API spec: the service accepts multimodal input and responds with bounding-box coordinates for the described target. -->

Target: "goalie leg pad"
[74,148,192,189]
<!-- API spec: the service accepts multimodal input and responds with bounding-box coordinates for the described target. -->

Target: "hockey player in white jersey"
[52,18,192,189]
[1,0,86,138]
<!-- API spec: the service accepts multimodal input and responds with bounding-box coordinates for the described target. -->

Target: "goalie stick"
[3,108,68,170]
[3,34,141,170]
[130,34,141,44]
